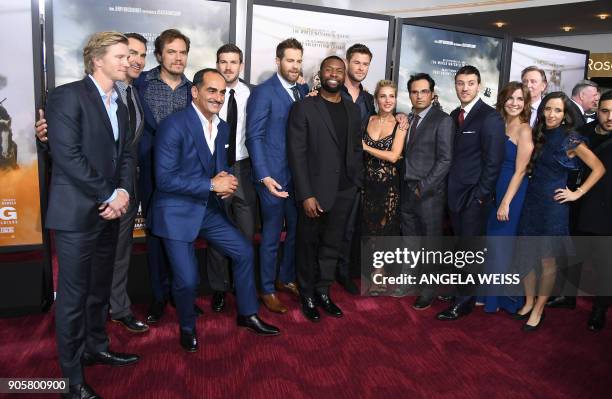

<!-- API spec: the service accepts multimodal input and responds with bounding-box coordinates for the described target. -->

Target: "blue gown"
[515,127,585,275]
[478,137,528,313]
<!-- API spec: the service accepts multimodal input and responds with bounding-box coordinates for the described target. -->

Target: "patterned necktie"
[290,85,301,102]
[458,109,465,128]
[126,86,137,138]
[409,114,420,141]
[226,88,237,167]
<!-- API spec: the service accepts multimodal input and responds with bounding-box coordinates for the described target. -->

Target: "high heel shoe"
[522,312,545,332]
[512,308,532,320]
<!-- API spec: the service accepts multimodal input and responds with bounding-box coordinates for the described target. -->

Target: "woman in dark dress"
[514,92,605,331]
[362,80,407,294]
[478,82,534,313]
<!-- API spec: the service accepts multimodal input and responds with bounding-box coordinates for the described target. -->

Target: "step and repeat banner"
[246,0,393,93]
[0,0,43,249]
[509,39,589,95]
[394,22,504,115]
[47,0,232,238]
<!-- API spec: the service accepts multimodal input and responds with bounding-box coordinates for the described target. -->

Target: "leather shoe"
[315,293,343,317]
[301,296,321,322]
[61,383,101,399]
[512,308,532,320]
[546,296,576,309]
[112,315,149,333]
[146,300,165,324]
[413,295,434,310]
[237,314,280,336]
[588,307,607,331]
[337,275,359,295]
[82,351,139,367]
[180,329,198,352]
[436,302,473,321]
[261,293,288,314]
[211,291,226,312]
[275,280,300,298]
[522,312,545,332]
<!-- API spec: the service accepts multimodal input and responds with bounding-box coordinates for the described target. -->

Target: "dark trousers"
[162,201,258,332]
[206,158,257,292]
[147,232,171,303]
[401,182,446,297]
[54,221,119,385]
[336,195,360,279]
[109,196,138,319]
[449,198,492,302]
[296,186,358,298]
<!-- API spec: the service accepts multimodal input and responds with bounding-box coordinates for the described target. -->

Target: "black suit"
[287,96,363,297]
[45,76,133,385]
[567,100,587,129]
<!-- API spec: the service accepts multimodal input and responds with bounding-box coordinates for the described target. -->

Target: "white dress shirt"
[277,72,300,101]
[529,97,542,127]
[192,102,220,155]
[461,95,480,119]
[219,80,250,161]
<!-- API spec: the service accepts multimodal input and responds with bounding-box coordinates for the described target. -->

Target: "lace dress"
[362,121,401,236]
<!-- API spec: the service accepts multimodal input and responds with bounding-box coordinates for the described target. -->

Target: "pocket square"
[224,144,230,148]
[462,130,476,134]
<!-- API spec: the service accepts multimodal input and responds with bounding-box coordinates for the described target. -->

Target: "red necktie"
[458,109,465,128]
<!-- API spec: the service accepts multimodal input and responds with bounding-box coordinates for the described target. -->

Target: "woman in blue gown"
[514,92,606,331]
[478,82,534,313]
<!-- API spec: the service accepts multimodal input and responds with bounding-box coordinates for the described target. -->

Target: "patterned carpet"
[0,288,611,399]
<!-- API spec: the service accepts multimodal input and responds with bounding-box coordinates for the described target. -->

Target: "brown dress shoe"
[261,293,288,314]
[275,281,300,298]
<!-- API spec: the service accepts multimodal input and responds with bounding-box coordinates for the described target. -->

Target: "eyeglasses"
[409,89,431,96]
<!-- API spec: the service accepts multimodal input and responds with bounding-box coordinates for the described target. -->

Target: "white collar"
[277,72,296,89]
[531,97,542,110]
[191,102,220,128]
[461,96,480,116]
[571,99,585,115]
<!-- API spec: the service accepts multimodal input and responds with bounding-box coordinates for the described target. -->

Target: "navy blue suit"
[245,74,309,293]
[151,105,258,331]
[448,98,506,235]
[134,72,192,304]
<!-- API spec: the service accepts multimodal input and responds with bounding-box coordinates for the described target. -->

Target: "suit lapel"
[272,74,295,105]
[84,77,115,143]
[185,106,213,172]
[314,97,339,146]
[461,98,483,130]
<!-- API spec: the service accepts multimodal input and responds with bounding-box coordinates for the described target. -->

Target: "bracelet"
[576,187,585,194]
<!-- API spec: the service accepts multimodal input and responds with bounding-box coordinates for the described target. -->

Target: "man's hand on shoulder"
[212,171,238,199]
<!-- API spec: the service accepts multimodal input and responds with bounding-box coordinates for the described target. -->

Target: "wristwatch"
[210,181,215,192]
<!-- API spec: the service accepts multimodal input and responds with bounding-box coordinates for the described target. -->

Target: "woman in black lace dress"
[362,80,407,236]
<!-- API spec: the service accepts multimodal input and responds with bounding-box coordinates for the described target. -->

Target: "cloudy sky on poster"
[509,42,587,97]
[52,0,230,86]
[249,4,390,93]
[397,24,503,115]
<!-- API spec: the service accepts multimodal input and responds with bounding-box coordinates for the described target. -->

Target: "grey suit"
[401,105,454,236]
[109,82,145,320]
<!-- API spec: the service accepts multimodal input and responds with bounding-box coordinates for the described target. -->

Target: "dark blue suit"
[134,71,192,304]
[151,105,258,331]
[245,74,309,293]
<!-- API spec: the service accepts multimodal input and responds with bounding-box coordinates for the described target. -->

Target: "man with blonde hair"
[45,31,139,399]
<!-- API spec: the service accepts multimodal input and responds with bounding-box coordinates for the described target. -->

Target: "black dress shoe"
[315,293,343,317]
[546,296,576,309]
[436,302,473,321]
[237,314,280,336]
[300,297,321,322]
[588,307,607,331]
[112,315,149,333]
[82,351,139,367]
[61,383,101,399]
[211,291,226,313]
[522,312,545,332]
[337,275,359,295]
[413,295,434,310]
[512,309,532,320]
[146,300,165,324]
[180,329,198,352]
[194,304,204,316]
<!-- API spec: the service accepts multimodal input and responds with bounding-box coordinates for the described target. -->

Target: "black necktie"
[126,86,137,138]
[409,114,420,142]
[290,85,301,102]
[227,88,237,167]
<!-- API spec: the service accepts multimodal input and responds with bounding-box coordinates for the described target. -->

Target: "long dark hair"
[528,91,576,174]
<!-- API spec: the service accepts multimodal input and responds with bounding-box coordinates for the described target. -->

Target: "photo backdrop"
[395,23,504,115]
[247,0,392,93]
[0,0,43,248]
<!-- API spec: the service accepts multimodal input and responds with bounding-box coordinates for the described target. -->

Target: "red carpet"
[0,288,611,399]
